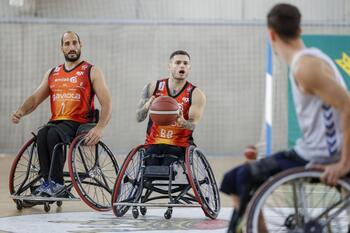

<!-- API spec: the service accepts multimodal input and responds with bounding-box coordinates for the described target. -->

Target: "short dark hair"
[267,3,301,41]
[169,50,191,60]
[61,31,81,46]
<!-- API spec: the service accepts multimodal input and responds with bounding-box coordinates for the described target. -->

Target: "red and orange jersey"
[145,78,196,147]
[48,61,95,123]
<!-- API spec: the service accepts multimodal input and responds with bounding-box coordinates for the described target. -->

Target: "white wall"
[0,0,349,155]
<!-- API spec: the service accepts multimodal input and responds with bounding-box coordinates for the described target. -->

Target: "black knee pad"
[249,157,280,184]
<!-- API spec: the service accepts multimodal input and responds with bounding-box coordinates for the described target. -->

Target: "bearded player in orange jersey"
[136,50,206,165]
[11,31,112,197]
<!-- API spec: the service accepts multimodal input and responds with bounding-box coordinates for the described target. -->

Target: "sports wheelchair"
[9,120,119,212]
[111,144,220,219]
[243,161,350,233]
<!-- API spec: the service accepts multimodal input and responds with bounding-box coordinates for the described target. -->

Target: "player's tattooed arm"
[177,115,196,130]
[136,82,156,122]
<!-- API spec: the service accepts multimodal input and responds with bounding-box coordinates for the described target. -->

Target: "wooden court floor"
[0,153,244,217]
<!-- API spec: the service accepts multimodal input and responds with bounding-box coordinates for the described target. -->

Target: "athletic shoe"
[32,180,50,196]
[40,181,66,197]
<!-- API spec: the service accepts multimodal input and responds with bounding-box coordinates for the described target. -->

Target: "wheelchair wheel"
[9,137,42,201]
[111,145,144,217]
[245,167,350,233]
[185,146,221,219]
[68,134,119,211]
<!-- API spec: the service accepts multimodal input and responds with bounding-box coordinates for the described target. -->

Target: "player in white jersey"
[221,3,350,233]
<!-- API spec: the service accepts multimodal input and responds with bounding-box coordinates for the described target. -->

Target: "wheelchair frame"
[111,144,220,219]
[9,132,119,212]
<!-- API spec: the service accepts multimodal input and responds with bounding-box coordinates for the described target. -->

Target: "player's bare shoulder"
[192,87,206,105]
[293,55,333,94]
[147,80,157,96]
[90,65,105,83]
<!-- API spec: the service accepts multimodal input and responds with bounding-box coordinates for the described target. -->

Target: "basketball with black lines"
[149,96,179,125]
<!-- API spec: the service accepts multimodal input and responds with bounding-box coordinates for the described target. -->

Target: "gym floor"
[0,154,244,232]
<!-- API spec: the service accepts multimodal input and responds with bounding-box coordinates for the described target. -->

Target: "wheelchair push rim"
[111,145,144,217]
[185,145,221,219]
[9,137,42,199]
[68,133,119,211]
[245,167,350,233]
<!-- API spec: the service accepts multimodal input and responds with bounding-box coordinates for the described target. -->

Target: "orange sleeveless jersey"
[145,78,196,147]
[48,61,95,123]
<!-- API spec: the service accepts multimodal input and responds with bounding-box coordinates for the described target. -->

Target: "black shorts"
[144,144,186,166]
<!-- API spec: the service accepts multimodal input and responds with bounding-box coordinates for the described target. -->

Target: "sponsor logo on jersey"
[52,93,81,101]
[70,76,77,83]
[158,81,165,91]
[76,71,84,76]
[182,97,190,103]
[54,76,78,83]
[53,66,61,73]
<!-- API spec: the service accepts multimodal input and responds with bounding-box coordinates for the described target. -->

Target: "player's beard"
[64,50,81,62]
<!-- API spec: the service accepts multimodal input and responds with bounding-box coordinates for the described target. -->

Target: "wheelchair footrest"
[144,166,171,179]
[10,195,80,202]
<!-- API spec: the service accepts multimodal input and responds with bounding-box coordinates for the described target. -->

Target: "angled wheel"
[185,146,221,219]
[68,134,119,211]
[9,137,42,201]
[244,167,350,233]
[111,145,144,217]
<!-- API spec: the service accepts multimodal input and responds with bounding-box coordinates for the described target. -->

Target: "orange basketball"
[149,96,179,125]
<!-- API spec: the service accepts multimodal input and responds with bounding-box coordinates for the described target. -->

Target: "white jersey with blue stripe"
[290,47,346,161]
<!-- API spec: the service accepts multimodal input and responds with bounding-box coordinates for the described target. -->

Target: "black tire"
[68,134,119,211]
[111,145,144,217]
[9,137,42,198]
[185,146,221,219]
[245,167,350,233]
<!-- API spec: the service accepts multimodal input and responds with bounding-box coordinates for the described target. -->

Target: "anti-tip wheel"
[140,206,147,216]
[16,200,23,210]
[132,207,139,219]
[44,202,50,212]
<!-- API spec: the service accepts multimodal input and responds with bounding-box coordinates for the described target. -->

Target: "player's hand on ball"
[145,96,156,110]
[176,109,185,125]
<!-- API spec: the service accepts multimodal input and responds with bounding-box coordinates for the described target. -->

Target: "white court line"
[0,207,232,233]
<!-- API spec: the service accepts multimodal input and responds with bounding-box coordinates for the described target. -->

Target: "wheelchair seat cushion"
[144,165,174,180]
[76,123,96,136]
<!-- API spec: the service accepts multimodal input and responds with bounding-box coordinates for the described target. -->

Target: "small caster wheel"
[164,208,172,219]
[132,207,139,219]
[44,202,50,212]
[140,206,147,216]
[16,200,23,210]
[56,201,62,207]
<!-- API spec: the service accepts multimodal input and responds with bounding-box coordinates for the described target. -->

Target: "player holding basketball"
[136,50,206,165]
[11,31,112,197]
[221,3,350,232]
